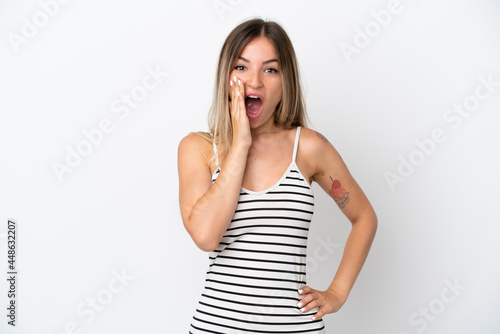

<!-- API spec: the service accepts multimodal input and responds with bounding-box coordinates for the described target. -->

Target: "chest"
[241,142,294,192]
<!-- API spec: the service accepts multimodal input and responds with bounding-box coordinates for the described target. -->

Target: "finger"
[297,287,308,308]
[300,297,320,314]
[311,308,326,321]
[231,76,241,114]
[298,286,312,295]
[236,77,245,111]
[296,293,315,310]
[232,75,239,97]
[229,77,238,117]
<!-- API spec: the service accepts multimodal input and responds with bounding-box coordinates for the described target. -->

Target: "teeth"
[247,95,259,99]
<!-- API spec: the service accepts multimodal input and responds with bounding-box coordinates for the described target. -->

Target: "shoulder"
[178,132,214,167]
[297,127,344,181]
[178,131,212,150]
[298,127,336,154]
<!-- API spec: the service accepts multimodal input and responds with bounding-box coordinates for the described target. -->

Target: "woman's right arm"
[178,77,250,252]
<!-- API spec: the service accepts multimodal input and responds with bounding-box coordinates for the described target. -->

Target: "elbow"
[195,237,219,252]
[352,210,378,236]
[372,213,378,235]
[189,227,220,252]
[183,214,224,252]
[367,211,378,238]
[365,209,378,228]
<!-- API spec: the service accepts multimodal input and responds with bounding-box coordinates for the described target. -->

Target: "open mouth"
[245,94,263,119]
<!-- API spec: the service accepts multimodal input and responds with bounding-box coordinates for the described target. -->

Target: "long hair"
[199,18,308,162]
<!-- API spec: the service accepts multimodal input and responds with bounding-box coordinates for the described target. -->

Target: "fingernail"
[234,75,237,82]
[238,79,241,86]
[230,80,233,86]
[311,316,316,320]
[298,289,303,294]
[297,302,302,308]
[300,307,305,312]
[237,91,240,97]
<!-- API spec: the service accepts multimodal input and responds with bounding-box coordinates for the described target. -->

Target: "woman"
[178,18,377,333]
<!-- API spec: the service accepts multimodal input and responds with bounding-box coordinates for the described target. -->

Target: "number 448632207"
[7,220,16,270]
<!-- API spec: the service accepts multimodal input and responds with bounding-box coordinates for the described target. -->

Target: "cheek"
[228,70,237,81]
[273,85,283,103]
[273,79,283,97]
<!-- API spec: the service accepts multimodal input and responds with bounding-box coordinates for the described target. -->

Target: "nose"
[245,68,263,89]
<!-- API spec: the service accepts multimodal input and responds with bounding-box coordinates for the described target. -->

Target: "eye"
[265,67,278,73]
[234,65,246,71]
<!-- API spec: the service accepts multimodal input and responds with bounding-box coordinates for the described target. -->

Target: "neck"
[250,121,281,140]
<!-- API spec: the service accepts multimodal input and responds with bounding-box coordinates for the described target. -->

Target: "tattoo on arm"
[315,131,329,144]
[316,131,343,159]
[316,132,348,206]
[328,176,350,209]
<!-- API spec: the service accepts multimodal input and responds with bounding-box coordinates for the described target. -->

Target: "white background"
[1,0,499,333]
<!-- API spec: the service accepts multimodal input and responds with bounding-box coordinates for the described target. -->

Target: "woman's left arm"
[297,128,378,320]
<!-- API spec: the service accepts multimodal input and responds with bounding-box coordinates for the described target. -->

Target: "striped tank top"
[189,126,326,333]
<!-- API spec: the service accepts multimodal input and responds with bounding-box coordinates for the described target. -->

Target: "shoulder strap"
[292,126,301,163]
[212,141,220,169]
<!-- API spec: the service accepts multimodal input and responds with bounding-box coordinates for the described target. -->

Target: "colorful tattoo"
[315,131,329,143]
[329,176,350,208]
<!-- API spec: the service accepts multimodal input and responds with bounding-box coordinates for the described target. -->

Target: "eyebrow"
[239,56,278,65]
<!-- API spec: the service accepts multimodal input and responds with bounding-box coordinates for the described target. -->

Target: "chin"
[248,113,273,127]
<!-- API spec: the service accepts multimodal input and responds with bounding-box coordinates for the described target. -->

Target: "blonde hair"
[199,18,308,162]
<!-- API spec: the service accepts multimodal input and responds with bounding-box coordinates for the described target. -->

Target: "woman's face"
[229,36,283,129]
